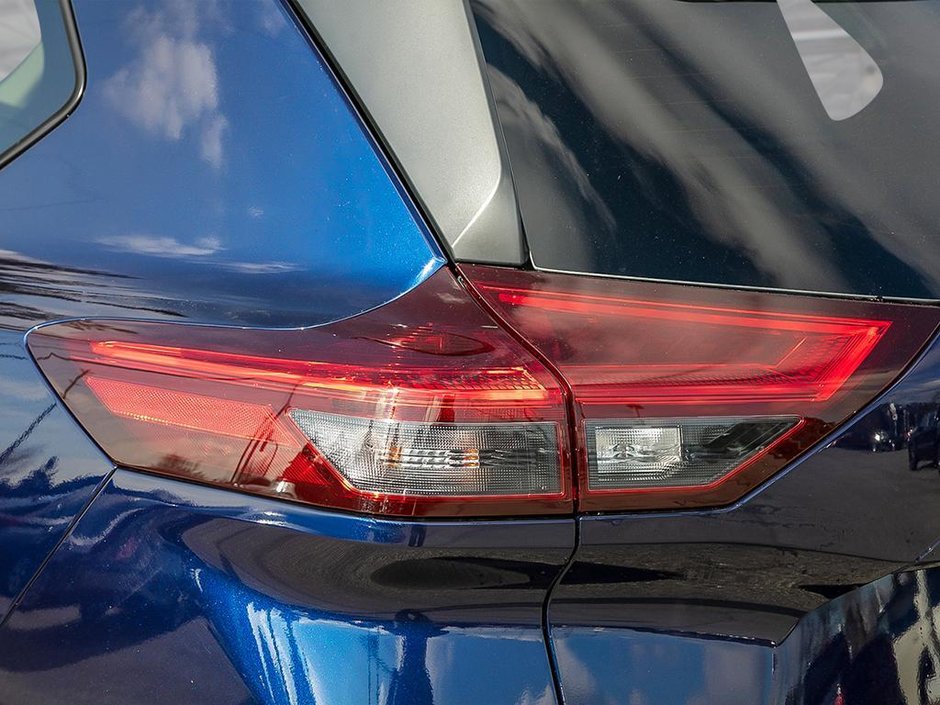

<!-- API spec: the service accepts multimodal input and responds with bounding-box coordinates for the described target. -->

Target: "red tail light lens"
[28,269,572,518]
[464,265,939,511]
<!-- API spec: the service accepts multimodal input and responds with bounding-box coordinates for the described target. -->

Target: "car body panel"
[0,469,572,705]
[0,329,113,623]
[2,0,940,703]
[0,0,443,331]
[552,566,940,705]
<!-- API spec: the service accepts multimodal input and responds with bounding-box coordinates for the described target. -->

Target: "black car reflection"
[907,407,940,472]
[837,401,940,473]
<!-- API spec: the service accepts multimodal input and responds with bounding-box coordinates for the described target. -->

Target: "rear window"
[470,0,940,299]
[0,0,80,166]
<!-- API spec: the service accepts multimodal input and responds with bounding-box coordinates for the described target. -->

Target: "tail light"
[29,266,937,516]
[27,269,571,518]
[463,266,939,511]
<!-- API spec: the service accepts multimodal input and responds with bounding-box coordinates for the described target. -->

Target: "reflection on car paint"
[0,470,572,705]
[0,331,113,623]
[774,569,940,704]
[837,400,940,472]
[553,564,940,704]
[0,0,443,330]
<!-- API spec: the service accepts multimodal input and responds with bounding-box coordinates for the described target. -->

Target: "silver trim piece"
[295,0,526,264]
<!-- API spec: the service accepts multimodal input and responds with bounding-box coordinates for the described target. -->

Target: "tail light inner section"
[463,265,939,511]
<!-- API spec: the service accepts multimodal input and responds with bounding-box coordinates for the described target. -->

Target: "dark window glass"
[471,0,940,299]
[0,0,79,166]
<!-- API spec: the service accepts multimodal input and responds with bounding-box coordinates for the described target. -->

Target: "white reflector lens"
[586,418,797,490]
[289,410,561,496]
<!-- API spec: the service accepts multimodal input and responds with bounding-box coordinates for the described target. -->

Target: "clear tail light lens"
[288,410,560,496]
[27,269,572,518]
[586,417,800,490]
[464,265,939,511]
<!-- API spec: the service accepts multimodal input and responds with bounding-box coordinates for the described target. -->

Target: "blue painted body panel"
[0,0,443,330]
[0,0,450,691]
[551,566,940,705]
[0,330,113,622]
[0,470,571,704]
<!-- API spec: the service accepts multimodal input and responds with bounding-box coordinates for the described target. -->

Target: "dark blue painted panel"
[552,627,773,705]
[0,470,573,704]
[553,565,940,705]
[0,0,443,330]
[0,0,447,672]
[772,568,940,705]
[0,331,113,622]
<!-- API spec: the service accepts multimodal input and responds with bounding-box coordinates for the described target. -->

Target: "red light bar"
[491,287,890,404]
[86,341,551,405]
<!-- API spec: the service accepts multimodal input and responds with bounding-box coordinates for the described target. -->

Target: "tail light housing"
[29,266,938,516]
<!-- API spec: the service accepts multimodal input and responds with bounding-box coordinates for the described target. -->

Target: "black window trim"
[0,0,85,171]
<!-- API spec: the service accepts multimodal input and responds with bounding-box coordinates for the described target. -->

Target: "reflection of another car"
[907,409,940,472]
[836,402,907,452]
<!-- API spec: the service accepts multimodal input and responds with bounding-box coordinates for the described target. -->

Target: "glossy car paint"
[0,330,113,622]
[0,0,447,627]
[551,565,940,704]
[0,0,443,330]
[0,470,573,704]
[548,330,940,703]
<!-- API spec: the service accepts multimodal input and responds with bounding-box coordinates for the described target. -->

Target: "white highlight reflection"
[104,4,228,167]
[778,0,883,121]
